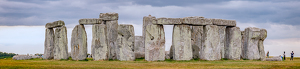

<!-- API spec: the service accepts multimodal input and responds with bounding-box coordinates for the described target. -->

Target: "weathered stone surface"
[212,19,236,27]
[266,56,282,61]
[44,28,54,60]
[143,15,156,58]
[201,25,221,60]
[134,36,145,58]
[71,25,87,60]
[156,18,182,25]
[145,25,165,61]
[172,25,192,60]
[243,27,261,60]
[106,20,118,60]
[54,26,68,60]
[116,24,135,61]
[92,24,109,60]
[99,12,118,20]
[79,18,103,25]
[169,45,174,59]
[225,27,242,60]
[218,26,226,59]
[241,31,245,59]
[165,51,170,59]
[182,16,207,25]
[259,29,267,61]
[13,55,41,60]
[191,26,203,59]
[45,20,65,28]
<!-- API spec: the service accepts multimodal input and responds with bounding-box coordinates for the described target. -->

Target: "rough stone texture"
[134,36,145,58]
[212,19,236,27]
[79,18,103,25]
[54,26,68,60]
[225,27,242,60]
[241,31,245,59]
[99,12,118,20]
[266,56,282,61]
[191,26,203,59]
[218,26,226,59]
[91,24,109,60]
[44,28,54,60]
[116,24,135,61]
[142,15,155,59]
[145,25,165,61]
[182,16,208,25]
[259,29,267,61]
[45,20,65,28]
[71,25,87,60]
[200,25,221,60]
[156,18,182,25]
[13,55,40,60]
[243,27,261,60]
[165,51,170,59]
[172,25,192,60]
[106,20,118,60]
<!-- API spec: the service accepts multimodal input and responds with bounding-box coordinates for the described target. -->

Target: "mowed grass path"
[0,57,300,69]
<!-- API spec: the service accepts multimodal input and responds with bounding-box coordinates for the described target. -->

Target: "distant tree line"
[0,51,16,59]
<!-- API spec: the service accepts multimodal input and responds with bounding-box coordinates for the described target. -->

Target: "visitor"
[280,55,283,60]
[290,51,294,61]
[283,51,286,60]
[266,51,269,58]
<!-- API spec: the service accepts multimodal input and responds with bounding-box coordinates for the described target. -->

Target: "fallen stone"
[79,18,103,25]
[259,29,267,61]
[45,20,65,28]
[156,18,182,25]
[191,26,203,59]
[44,28,54,60]
[134,36,145,58]
[201,25,221,60]
[165,51,170,59]
[99,12,118,20]
[54,26,68,60]
[106,20,118,60]
[225,27,242,60]
[212,19,236,27]
[13,55,32,60]
[266,56,282,61]
[218,26,226,59]
[243,27,261,60]
[91,24,109,60]
[145,24,165,61]
[71,25,87,60]
[172,25,192,60]
[116,24,135,61]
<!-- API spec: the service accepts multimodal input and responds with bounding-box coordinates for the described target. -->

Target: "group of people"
[266,51,294,61]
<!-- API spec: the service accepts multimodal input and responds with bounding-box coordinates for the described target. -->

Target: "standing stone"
[172,25,192,60]
[218,26,226,59]
[225,27,242,60]
[106,20,118,60]
[145,25,165,61]
[71,25,87,60]
[54,26,68,60]
[92,24,109,60]
[116,24,135,61]
[259,29,267,61]
[191,26,203,59]
[241,31,245,59]
[134,36,145,58]
[44,28,54,60]
[143,15,155,59]
[201,25,221,60]
[243,27,261,60]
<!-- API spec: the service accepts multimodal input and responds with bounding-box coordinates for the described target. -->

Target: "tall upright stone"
[172,25,192,60]
[134,36,145,58]
[54,26,68,60]
[191,26,203,59]
[145,25,165,61]
[243,27,261,60]
[143,15,156,59]
[200,25,221,60]
[92,24,109,60]
[241,31,245,59]
[44,28,54,60]
[116,24,135,61]
[259,29,267,61]
[225,27,242,60]
[218,26,226,59]
[106,20,118,60]
[71,25,87,60]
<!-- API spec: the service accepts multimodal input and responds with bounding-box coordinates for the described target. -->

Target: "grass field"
[0,57,299,69]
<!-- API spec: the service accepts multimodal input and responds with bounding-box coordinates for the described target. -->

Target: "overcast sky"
[0,0,299,57]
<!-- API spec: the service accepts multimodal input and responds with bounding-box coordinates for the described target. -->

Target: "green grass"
[0,57,299,69]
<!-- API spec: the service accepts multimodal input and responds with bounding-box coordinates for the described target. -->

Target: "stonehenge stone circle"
[172,25,192,60]
[145,25,165,61]
[218,26,226,59]
[106,20,119,60]
[201,25,221,60]
[92,24,109,60]
[54,26,68,60]
[134,36,145,58]
[44,28,54,60]
[225,27,242,60]
[116,24,135,61]
[191,26,203,59]
[79,18,103,25]
[71,25,87,60]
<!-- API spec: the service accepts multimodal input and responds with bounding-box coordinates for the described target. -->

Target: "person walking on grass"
[267,51,269,58]
[283,51,286,60]
[290,51,294,61]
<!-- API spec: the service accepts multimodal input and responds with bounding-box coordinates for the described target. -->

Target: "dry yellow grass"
[0,57,299,69]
